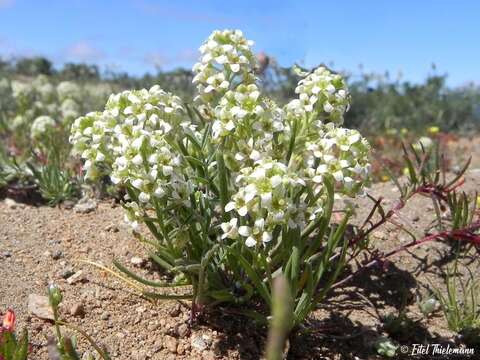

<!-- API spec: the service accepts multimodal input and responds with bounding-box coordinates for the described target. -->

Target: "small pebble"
[104,223,119,232]
[67,270,86,285]
[164,336,178,354]
[59,269,75,279]
[177,343,185,355]
[191,336,207,351]
[130,256,145,267]
[70,303,85,317]
[73,198,97,214]
[169,304,181,317]
[28,294,54,320]
[52,250,63,260]
[176,323,189,338]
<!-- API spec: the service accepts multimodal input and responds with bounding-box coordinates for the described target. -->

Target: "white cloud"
[64,41,104,62]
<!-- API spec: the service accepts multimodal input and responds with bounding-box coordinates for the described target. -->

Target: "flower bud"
[2,309,16,331]
[48,284,63,308]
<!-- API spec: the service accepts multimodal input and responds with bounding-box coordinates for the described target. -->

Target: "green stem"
[216,148,229,221]
[57,321,111,360]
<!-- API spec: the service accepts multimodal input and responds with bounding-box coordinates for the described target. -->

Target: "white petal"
[238,226,251,237]
[262,232,272,243]
[245,236,256,247]
[225,202,236,212]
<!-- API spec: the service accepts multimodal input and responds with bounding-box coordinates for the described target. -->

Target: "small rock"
[177,343,185,355]
[67,270,86,285]
[202,334,212,346]
[372,231,386,240]
[73,198,97,214]
[176,323,189,338]
[28,294,54,320]
[130,257,145,267]
[59,269,75,279]
[412,215,420,222]
[4,198,23,209]
[62,200,75,210]
[43,250,52,258]
[104,223,119,232]
[1,251,12,258]
[70,303,85,317]
[100,313,110,320]
[169,304,181,317]
[52,250,63,260]
[202,350,216,360]
[164,336,178,353]
[191,336,207,351]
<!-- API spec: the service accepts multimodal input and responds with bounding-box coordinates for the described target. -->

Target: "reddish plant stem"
[333,220,480,290]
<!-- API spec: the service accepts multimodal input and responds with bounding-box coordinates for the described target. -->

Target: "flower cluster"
[193,29,256,104]
[286,66,350,124]
[57,81,81,102]
[70,86,187,199]
[71,29,370,252]
[224,160,308,247]
[1,76,110,142]
[303,124,370,196]
[30,115,56,140]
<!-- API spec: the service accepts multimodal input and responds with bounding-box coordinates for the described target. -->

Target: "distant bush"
[0,56,478,134]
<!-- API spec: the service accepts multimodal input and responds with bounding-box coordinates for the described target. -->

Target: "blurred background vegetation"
[0,54,478,203]
[1,55,479,135]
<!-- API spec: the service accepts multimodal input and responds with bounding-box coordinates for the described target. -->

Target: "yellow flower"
[476,195,480,208]
[427,126,440,135]
[400,128,408,135]
[381,175,390,182]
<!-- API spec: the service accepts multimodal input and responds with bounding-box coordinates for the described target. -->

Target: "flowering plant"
[71,29,370,328]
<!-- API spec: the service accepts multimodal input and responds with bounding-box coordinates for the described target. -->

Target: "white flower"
[31,116,56,139]
[220,218,239,239]
[288,66,350,124]
[193,29,257,103]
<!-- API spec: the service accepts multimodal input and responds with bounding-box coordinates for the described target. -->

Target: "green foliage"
[47,285,111,360]
[347,73,480,133]
[435,261,480,346]
[27,163,77,206]
[374,337,398,358]
[15,57,53,76]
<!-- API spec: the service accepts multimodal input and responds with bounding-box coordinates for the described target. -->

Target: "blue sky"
[0,0,478,85]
